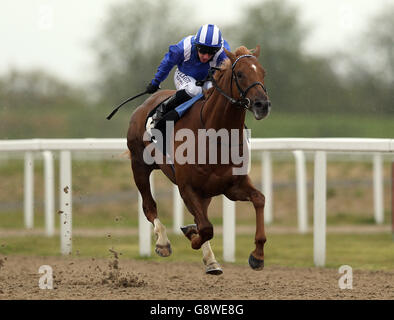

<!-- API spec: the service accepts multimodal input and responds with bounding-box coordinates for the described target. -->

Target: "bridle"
[198,53,268,128]
[207,54,268,110]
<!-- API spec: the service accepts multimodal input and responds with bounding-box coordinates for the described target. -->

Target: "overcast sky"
[0,0,391,84]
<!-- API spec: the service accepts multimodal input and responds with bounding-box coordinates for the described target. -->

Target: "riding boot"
[152,89,191,127]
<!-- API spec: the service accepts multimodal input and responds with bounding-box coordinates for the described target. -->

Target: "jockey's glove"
[146,82,160,94]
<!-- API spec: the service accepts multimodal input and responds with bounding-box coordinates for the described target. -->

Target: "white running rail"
[1,138,393,266]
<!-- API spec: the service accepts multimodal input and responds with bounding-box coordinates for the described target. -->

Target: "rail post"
[373,153,384,224]
[43,151,55,237]
[223,196,236,262]
[293,150,308,233]
[173,185,183,235]
[262,151,273,224]
[24,151,34,229]
[313,151,326,267]
[60,150,72,255]
[391,162,394,240]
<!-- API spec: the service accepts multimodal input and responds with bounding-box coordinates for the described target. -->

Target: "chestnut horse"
[127,46,271,274]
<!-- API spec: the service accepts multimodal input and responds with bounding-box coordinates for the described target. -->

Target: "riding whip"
[106,90,149,120]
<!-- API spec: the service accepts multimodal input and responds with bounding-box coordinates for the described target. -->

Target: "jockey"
[146,24,230,128]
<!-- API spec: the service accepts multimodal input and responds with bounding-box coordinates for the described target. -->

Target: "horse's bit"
[207,54,268,109]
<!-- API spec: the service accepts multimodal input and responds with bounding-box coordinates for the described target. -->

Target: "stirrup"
[152,112,161,125]
[152,106,165,127]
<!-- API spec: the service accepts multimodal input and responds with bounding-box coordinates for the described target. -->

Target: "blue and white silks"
[174,93,204,117]
[151,36,230,87]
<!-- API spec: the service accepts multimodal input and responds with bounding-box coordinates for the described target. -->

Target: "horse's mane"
[219,46,252,71]
[203,46,258,99]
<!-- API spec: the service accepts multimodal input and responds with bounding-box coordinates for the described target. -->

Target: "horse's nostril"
[254,100,264,109]
[254,100,271,110]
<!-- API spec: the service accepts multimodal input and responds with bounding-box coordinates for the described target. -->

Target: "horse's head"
[223,46,271,120]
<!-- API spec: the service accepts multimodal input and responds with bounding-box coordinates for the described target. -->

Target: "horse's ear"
[224,48,236,64]
[252,45,261,58]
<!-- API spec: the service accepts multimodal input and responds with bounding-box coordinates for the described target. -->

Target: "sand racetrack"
[0,254,393,300]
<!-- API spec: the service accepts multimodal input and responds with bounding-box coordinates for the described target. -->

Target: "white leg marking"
[202,241,222,274]
[153,218,170,246]
[201,241,217,266]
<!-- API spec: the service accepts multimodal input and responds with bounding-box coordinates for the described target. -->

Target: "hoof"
[155,243,172,257]
[180,224,197,235]
[248,254,264,271]
[180,224,198,240]
[205,262,223,275]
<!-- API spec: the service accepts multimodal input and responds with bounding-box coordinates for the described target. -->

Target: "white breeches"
[174,69,212,97]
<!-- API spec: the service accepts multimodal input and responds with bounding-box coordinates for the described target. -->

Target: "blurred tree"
[363,5,394,85]
[0,69,90,139]
[2,0,392,140]
[341,5,394,114]
[92,0,194,106]
[225,0,351,114]
[0,69,86,112]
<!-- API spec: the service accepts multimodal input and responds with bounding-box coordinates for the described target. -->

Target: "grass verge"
[1,233,393,271]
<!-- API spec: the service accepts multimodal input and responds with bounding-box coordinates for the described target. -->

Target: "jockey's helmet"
[195,24,222,55]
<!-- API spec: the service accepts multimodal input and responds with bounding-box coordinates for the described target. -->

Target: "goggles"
[196,44,220,55]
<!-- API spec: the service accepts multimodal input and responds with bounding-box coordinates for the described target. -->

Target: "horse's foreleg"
[201,240,222,275]
[247,190,266,270]
[179,189,213,249]
[179,189,222,275]
[180,224,222,275]
[131,158,171,257]
[225,177,266,271]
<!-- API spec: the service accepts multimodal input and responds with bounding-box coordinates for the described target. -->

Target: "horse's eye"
[236,72,243,78]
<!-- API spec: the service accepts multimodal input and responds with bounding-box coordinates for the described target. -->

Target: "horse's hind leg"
[153,218,172,257]
[131,158,171,257]
[179,190,222,275]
